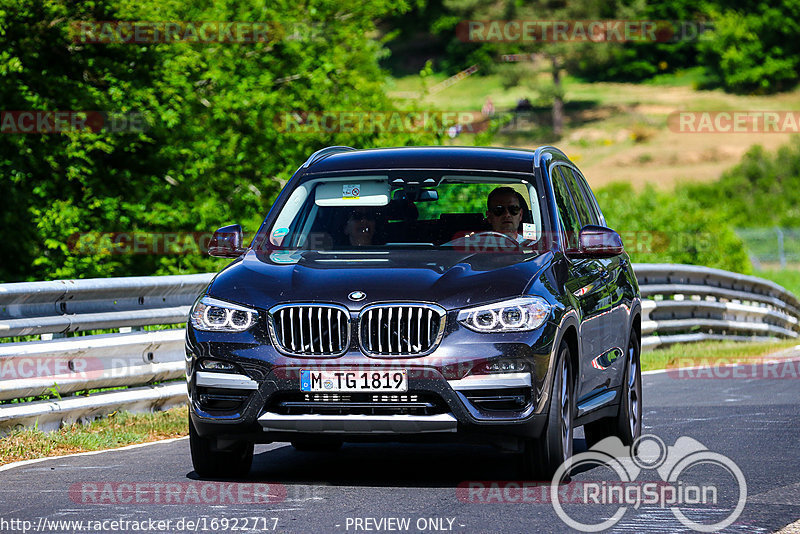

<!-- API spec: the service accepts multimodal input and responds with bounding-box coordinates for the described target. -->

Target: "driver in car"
[486,186,528,243]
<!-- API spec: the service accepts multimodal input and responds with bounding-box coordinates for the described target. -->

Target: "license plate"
[300,369,408,392]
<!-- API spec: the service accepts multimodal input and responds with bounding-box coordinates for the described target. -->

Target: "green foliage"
[415,183,496,220]
[640,339,798,371]
[685,139,800,228]
[595,183,752,273]
[596,139,800,275]
[0,0,433,282]
[383,0,799,93]
[567,0,712,82]
[755,269,800,298]
[698,2,800,94]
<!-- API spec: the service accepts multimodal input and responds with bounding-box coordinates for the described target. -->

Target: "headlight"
[190,296,258,332]
[457,297,551,333]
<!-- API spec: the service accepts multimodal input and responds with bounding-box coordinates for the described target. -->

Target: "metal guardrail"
[0,274,212,432]
[0,273,213,337]
[635,264,800,349]
[0,264,798,431]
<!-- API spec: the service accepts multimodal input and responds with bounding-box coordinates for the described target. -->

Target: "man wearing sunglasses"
[486,186,528,242]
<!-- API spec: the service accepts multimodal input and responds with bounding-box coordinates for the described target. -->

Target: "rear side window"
[560,166,598,227]
[550,165,581,250]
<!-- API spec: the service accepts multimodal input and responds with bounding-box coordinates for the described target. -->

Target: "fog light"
[199,359,237,371]
[475,360,528,374]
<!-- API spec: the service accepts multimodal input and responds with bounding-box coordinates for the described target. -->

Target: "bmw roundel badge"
[348,291,366,301]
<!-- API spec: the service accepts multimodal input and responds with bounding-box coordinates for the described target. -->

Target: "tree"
[0,0,433,282]
[698,1,800,94]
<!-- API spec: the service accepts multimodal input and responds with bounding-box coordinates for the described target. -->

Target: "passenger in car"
[344,207,382,246]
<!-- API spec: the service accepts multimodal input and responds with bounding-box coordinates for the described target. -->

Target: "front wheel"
[189,415,254,479]
[583,329,642,448]
[522,340,574,479]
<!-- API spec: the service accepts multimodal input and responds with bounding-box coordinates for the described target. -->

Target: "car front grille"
[268,304,350,356]
[359,304,446,356]
[267,391,447,416]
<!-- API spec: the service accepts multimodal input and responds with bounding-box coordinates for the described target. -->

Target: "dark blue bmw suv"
[186,145,642,478]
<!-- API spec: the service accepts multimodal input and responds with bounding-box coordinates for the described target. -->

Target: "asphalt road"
[2,358,799,534]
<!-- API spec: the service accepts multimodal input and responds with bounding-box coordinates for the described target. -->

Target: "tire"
[522,340,575,480]
[291,439,343,452]
[583,329,642,449]
[189,415,254,478]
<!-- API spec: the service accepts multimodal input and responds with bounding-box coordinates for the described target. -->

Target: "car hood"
[208,249,553,311]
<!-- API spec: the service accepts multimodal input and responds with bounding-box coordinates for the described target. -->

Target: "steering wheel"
[472,231,521,247]
[442,231,521,250]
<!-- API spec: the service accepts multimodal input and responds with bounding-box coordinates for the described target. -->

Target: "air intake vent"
[268,304,350,356]
[268,391,447,415]
[359,304,446,356]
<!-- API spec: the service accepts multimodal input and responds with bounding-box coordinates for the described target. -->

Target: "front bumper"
[186,318,560,446]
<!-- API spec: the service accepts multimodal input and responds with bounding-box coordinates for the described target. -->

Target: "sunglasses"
[490,205,522,216]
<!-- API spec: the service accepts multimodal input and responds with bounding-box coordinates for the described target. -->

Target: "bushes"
[698,3,800,94]
[685,139,800,228]
[595,183,752,273]
[596,138,800,275]
[0,0,433,282]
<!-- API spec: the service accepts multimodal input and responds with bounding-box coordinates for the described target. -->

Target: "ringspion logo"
[550,435,746,532]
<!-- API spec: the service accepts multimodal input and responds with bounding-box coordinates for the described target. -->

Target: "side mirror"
[208,224,246,258]
[576,225,624,258]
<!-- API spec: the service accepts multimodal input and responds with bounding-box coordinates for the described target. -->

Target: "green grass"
[754,269,800,299]
[641,66,708,87]
[0,385,138,405]
[640,339,799,372]
[0,405,188,465]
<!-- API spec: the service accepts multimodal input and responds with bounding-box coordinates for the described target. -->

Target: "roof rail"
[301,146,356,169]
[532,145,570,168]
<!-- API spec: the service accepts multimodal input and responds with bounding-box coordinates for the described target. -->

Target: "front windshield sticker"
[272,227,289,239]
[523,223,537,241]
[343,184,361,199]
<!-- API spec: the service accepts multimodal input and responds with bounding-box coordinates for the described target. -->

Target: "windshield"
[263,174,548,252]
